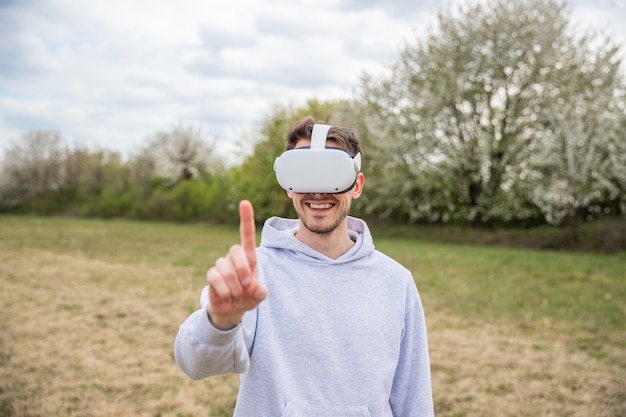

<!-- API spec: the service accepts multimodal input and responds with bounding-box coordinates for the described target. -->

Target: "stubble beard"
[296,198,349,235]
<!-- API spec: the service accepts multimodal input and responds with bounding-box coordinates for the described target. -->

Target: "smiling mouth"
[307,202,334,209]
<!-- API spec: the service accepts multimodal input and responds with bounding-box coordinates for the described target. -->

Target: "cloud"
[0,0,423,157]
[340,0,435,19]
[0,0,624,161]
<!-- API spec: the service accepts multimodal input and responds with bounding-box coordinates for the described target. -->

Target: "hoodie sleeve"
[174,286,250,380]
[389,292,435,417]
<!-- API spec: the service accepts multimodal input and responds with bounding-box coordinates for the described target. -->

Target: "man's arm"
[174,287,250,379]
[174,200,267,379]
[390,293,435,416]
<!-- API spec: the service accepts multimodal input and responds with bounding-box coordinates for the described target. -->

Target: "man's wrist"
[206,308,241,331]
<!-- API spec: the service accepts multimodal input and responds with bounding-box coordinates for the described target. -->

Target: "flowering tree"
[357,0,625,225]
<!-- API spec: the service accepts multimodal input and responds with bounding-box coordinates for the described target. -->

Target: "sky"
[1,0,625,162]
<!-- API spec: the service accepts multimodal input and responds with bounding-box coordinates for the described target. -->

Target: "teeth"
[309,203,333,209]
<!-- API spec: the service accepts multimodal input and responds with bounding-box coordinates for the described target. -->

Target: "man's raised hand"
[206,200,268,330]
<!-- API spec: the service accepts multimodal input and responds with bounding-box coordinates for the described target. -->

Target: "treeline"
[1,0,625,227]
[0,126,234,223]
[0,100,623,227]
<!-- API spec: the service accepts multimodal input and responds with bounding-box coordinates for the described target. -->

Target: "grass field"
[0,215,624,417]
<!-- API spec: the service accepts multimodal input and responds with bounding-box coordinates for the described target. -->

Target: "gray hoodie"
[174,216,434,417]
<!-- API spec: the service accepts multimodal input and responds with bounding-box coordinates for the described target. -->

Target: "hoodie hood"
[259,216,375,265]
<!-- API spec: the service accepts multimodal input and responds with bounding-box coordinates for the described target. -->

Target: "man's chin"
[300,216,344,235]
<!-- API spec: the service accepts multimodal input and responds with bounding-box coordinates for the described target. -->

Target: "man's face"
[287,138,364,235]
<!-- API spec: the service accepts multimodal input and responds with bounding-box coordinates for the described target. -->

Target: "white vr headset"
[273,123,362,194]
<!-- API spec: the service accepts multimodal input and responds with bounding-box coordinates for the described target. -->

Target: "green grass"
[2,214,624,348]
[0,214,624,417]
[0,215,237,271]
[378,238,625,355]
[370,216,626,253]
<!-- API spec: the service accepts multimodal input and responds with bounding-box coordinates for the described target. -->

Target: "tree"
[0,130,66,211]
[357,0,626,226]
[140,123,220,185]
[522,36,626,224]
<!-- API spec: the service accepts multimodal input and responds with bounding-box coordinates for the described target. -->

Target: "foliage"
[140,176,230,223]
[0,130,66,210]
[139,123,222,185]
[524,38,626,224]
[356,0,626,226]
[0,125,230,223]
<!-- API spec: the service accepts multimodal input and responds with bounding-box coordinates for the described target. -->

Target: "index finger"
[239,200,257,270]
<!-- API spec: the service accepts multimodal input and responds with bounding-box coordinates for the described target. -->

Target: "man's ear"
[351,173,365,199]
[286,190,294,199]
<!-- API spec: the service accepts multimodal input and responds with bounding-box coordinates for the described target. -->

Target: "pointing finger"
[239,200,257,271]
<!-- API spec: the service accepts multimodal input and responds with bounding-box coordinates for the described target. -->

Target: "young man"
[174,116,434,417]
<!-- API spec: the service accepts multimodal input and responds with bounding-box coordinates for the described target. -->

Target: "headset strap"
[311,124,331,149]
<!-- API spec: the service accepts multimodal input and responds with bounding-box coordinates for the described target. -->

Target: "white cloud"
[0,0,624,161]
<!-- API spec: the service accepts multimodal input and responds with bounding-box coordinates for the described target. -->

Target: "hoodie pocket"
[280,403,372,417]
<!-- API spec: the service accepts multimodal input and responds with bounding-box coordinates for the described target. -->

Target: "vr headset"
[273,124,362,194]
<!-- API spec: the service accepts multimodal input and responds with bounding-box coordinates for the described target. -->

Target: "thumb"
[252,282,268,302]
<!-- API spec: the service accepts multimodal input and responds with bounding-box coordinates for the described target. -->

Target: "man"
[174,116,434,416]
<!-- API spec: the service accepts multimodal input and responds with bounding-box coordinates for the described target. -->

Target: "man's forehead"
[295,138,339,149]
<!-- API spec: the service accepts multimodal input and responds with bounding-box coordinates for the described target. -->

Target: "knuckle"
[206,267,217,281]
[206,268,222,286]
[215,256,227,267]
[228,244,243,257]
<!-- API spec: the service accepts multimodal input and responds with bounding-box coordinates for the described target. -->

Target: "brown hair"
[285,116,362,158]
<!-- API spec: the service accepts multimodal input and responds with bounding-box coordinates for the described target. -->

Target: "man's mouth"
[303,196,337,211]
[307,202,334,210]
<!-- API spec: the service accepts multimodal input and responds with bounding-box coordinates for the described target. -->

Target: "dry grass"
[0,217,624,417]
[428,315,625,417]
[0,247,238,417]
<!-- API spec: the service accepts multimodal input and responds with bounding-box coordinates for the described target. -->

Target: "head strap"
[311,124,331,149]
